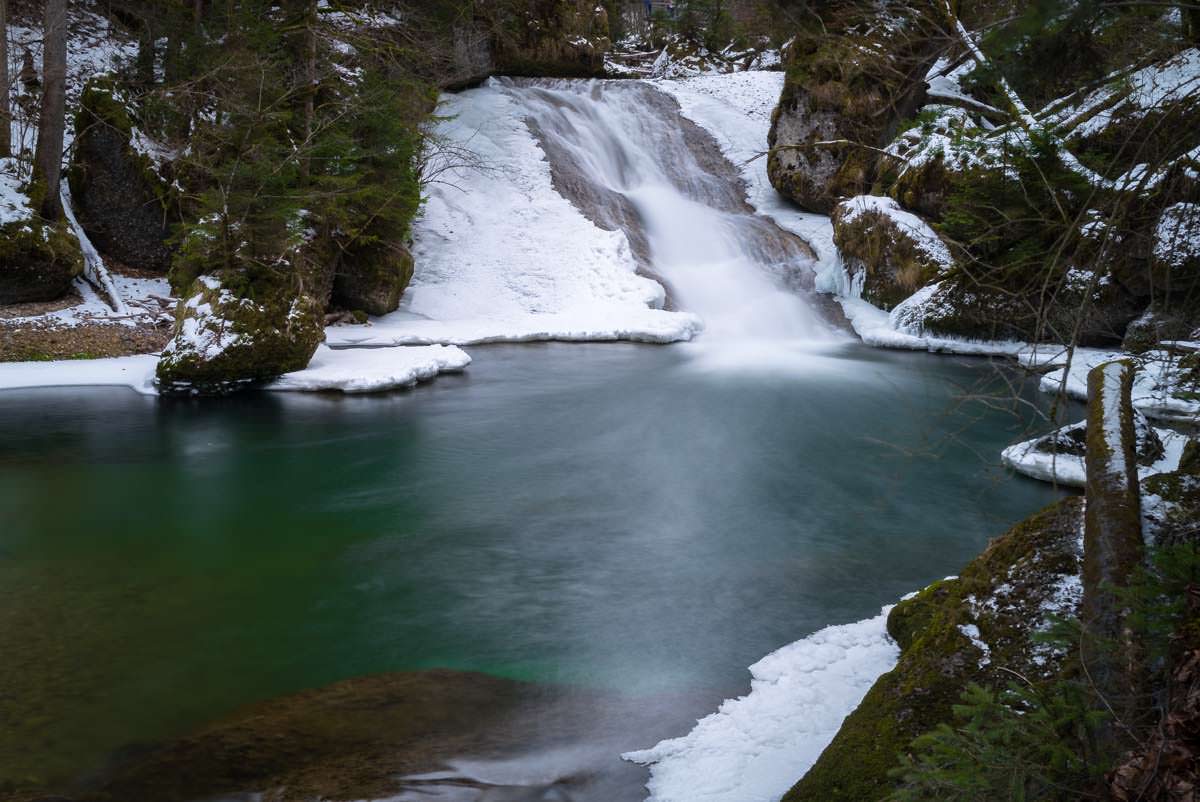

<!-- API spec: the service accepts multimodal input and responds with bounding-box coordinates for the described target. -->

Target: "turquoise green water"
[0,341,1066,788]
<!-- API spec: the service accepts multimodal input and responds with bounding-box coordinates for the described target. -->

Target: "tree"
[0,0,10,159]
[32,0,67,219]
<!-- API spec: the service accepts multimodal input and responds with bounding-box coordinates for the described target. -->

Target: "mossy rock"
[831,196,951,310]
[155,272,325,395]
[766,0,941,213]
[68,76,178,274]
[490,0,610,78]
[0,217,84,305]
[783,497,1084,802]
[332,241,414,317]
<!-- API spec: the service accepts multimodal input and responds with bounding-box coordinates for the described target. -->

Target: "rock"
[1151,202,1200,291]
[831,195,953,310]
[491,0,610,78]
[766,0,940,213]
[67,77,177,274]
[782,498,1084,802]
[0,217,84,305]
[155,270,327,395]
[331,241,414,317]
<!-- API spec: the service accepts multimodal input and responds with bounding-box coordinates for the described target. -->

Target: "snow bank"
[1026,347,1200,422]
[0,345,470,397]
[1002,421,1191,488]
[1153,202,1200,272]
[0,354,159,395]
[623,606,899,802]
[265,344,470,393]
[324,82,699,348]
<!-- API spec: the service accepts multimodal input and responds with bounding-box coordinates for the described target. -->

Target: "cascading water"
[501,79,833,344]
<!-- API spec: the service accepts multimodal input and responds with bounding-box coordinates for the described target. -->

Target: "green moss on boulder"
[783,498,1084,802]
[155,271,326,395]
[766,0,940,213]
[0,211,84,305]
[832,195,953,310]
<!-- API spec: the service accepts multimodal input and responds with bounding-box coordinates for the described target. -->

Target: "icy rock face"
[156,274,326,395]
[831,195,953,310]
[766,0,939,213]
[0,164,84,304]
[68,77,177,274]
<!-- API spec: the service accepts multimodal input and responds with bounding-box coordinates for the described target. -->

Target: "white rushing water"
[513,79,831,344]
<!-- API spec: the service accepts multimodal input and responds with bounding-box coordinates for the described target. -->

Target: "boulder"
[831,195,953,310]
[331,241,414,317]
[0,169,83,304]
[68,77,177,274]
[782,498,1084,801]
[490,0,610,78]
[767,0,940,213]
[156,272,326,395]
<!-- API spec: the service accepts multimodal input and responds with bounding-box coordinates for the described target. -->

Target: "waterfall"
[502,78,832,345]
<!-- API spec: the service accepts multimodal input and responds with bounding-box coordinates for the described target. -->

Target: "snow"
[0,354,159,395]
[0,161,34,226]
[957,623,991,667]
[623,606,899,802]
[0,345,469,397]
[1048,48,1200,139]
[1001,420,1191,488]
[265,344,470,393]
[1029,348,1200,422]
[835,195,953,269]
[838,292,1028,355]
[1153,202,1200,272]
[324,81,699,348]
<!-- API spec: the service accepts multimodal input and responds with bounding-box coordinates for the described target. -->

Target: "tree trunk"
[33,0,67,219]
[0,0,11,159]
[302,0,316,180]
[1082,359,1147,755]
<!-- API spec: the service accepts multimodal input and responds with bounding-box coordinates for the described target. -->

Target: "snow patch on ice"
[623,606,899,802]
[266,344,470,393]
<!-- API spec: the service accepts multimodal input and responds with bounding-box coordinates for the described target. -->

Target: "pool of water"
[0,341,1066,792]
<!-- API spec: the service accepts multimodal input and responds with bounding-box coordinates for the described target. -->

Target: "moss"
[155,262,327,395]
[0,218,85,305]
[783,498,1084,802]
[831,201,949,310]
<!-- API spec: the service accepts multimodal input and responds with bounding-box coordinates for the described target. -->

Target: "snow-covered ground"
[0,345,469,396]
[624,606,899,802]
[1022,347,1200,422]
[325,82,701,348]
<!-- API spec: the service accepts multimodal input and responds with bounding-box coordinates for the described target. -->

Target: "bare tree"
[32,0,67,219]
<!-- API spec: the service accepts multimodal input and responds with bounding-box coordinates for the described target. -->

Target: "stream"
[1,77,1068,801]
